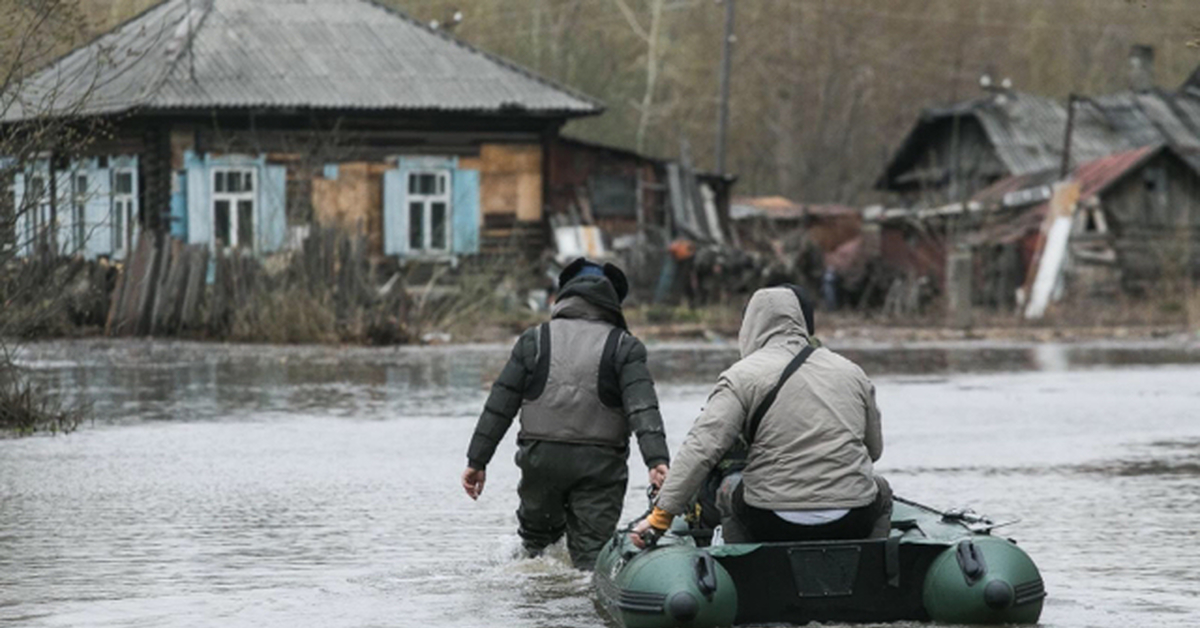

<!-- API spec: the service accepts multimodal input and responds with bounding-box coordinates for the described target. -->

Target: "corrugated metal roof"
[1071,144,1163,200]
[4,0,601,121]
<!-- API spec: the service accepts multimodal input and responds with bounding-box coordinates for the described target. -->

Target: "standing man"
[462,258,670,570]
[634,285,888,546]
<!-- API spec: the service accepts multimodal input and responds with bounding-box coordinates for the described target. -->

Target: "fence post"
[946,247,973,329]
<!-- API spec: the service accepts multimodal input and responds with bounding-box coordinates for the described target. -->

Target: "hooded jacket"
[466,275,669,470]
[656,287,882,514]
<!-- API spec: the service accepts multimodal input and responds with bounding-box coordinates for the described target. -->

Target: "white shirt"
[774,508,850,525]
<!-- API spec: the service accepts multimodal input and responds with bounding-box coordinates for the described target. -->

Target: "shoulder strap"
[597,327,626,408]
[524,322,553,401]
[744,345,816,445]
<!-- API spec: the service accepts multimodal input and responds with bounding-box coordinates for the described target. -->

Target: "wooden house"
[878,47,1200,207]
[3,0,601,263]
[970,144,1200,298]
[871,144,1200,307]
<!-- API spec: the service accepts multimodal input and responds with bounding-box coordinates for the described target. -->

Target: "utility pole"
[714,0,734,175]
[1060,94,1077,179]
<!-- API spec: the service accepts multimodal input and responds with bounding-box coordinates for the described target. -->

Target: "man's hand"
[648,464,668,490]
[630,518,658,549]
[628,521,667,549]
[462,467,486,500]
[628,506,673,549]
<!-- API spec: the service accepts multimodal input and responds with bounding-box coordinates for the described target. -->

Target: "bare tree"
[0,0,132,434]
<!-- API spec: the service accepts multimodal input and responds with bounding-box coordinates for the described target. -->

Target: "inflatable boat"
[594,496,1045,627]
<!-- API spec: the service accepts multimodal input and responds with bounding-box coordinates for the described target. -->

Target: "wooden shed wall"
[545,140,665,235]
[1101,153,1200,285]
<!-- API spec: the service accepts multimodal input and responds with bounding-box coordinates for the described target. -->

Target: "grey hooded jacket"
[466,275,669,471]
[656,287,882,514]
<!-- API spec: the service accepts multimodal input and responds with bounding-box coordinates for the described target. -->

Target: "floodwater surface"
[2,338,1199,627]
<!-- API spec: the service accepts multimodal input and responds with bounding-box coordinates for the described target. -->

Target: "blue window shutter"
[383,168,409,256]
[323,164,339,180]
[85,160,112,258]
[170,171,187,241]
[259,164,287,253]
[185,151,211,246]
[452,168,480,255]
[12,172,26,257]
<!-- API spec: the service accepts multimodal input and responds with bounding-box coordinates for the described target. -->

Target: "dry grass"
[0,370,87,436]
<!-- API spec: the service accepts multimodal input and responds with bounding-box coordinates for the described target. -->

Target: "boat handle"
[695,553,718,599]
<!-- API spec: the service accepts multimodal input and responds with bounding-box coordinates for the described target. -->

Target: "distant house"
[872,144,1200,306]
[3,0,601,262]
[879,91,1077,204]
[969,144,1200,297]
[879,47,1200,206]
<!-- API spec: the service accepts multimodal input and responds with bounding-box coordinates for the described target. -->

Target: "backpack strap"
[524,322,552,401]
[597,327,626,408]
[743,345,816,445]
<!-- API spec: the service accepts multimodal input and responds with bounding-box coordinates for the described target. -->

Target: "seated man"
[634,285,889,545]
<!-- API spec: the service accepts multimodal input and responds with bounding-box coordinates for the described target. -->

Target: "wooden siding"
[1100,153,1200,287]
[312,162,388,255]
[459,144,543,222]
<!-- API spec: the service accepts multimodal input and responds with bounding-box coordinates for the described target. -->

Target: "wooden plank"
[110,231,155,336]
[149,238,181,334]
[1024,181,1081,319]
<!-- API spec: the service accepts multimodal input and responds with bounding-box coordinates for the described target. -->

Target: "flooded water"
[2,338,1199,627]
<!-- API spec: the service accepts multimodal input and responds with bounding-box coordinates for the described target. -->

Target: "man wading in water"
[462,258,670,570]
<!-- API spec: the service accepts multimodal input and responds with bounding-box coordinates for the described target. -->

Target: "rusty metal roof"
[973,144,1173,213]
[4,0,601,121]
[1071,144,1165,200]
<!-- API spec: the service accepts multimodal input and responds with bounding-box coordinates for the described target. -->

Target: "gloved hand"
[630,507,673,549]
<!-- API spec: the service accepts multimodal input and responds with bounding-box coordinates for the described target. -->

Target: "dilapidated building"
[971,144,1200,299]
[871,143,1200,310]
[878,47,1200,208]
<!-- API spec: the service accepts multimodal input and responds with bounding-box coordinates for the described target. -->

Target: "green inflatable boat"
[594,496,1045,627]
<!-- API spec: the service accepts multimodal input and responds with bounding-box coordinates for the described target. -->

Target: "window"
[212,168,255,250]
[25,175,49,250]
[112,169,136,255]
[72,174,87,252]
[407,171,450,252]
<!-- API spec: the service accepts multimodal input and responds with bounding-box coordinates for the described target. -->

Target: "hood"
[552,275,628,329]
[737,287,810,358]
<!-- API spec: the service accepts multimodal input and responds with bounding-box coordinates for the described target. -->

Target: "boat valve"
[984,579,1015,610]
[667,591,699,622]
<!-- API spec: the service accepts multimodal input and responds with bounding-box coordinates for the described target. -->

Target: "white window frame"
[212,167,256,251]
[407,170,452,253]
[111,168,137,259]
[26,174,51,254]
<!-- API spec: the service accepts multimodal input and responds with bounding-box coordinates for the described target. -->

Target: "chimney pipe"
[1129,45,1155,92]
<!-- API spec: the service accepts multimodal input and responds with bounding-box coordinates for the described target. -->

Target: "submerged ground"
[1,338,1199,627]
